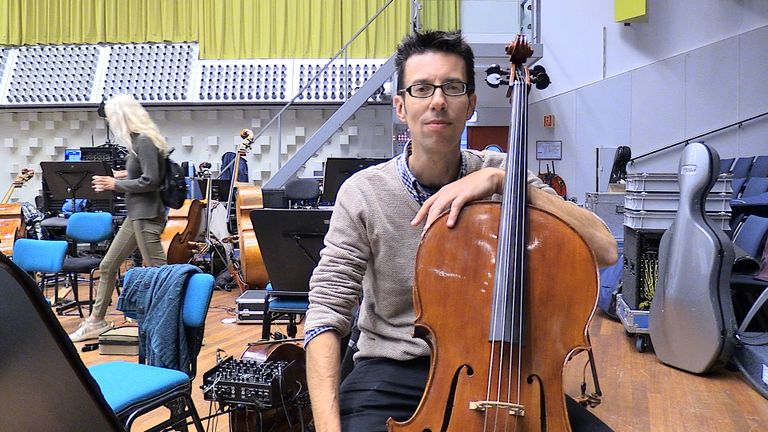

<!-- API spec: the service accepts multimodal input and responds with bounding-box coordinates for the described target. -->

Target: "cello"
[0,169,34,257]
[389,37,599,432]
[161,198,204,264]
[231,340,312,431]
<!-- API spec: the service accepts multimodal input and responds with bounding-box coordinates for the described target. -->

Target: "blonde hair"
[105,94,169,156]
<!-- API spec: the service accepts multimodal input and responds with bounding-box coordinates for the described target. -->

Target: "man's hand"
[92,175,116,192]
[112,170,128,179]
[411,167,504,233]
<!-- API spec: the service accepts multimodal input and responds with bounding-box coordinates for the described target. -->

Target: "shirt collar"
[396,141,467,205]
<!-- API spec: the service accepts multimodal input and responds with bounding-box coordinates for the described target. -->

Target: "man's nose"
[429,87,448,111]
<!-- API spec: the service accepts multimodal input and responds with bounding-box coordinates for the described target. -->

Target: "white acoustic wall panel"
[739,26,768,119]
[575,73,632,197]
[684,38,739,138]
[630,56,687,172]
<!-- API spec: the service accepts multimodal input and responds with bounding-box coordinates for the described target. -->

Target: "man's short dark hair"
[395,30,475,95]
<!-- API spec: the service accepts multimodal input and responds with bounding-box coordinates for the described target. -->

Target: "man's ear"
[467,93,477,120]
[394,94,407,122]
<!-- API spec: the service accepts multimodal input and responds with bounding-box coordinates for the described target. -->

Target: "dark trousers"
[340,357,613,432]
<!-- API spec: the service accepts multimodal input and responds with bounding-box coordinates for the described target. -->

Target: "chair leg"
[57,274,84,318]
[89,267,98,315]
[134,393,204,432]
[72,274,84,318]
[261,301,272,340]
[287,314,297,338]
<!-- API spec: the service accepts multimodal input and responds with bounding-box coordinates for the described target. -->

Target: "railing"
[242,0,407,163]
[520,0,541,43]
[630,110,768,163]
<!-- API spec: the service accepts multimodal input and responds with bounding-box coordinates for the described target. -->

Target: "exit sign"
[543,114,555,128]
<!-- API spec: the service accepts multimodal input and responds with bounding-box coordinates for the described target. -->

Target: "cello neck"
[2,169,34,204]
[489,36,534,343]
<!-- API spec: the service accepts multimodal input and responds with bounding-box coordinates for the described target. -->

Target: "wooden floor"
[58,287,768,432]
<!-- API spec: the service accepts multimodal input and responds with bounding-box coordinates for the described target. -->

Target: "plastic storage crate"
[626,173,732,194]
[624,210,731,231]
[624,192,731,212]
[585,192,625,240]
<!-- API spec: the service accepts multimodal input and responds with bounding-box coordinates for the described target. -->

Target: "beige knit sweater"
[305,149,555,360]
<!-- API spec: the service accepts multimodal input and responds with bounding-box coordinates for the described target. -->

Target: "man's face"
[394,51,477,158]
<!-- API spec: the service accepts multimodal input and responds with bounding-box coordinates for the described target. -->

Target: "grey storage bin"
[624,210,731,231]
[585,192,625,240]
[625,192,731,212]
[626,173,732,194]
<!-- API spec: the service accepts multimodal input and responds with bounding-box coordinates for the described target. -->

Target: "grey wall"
[527,25,768,203]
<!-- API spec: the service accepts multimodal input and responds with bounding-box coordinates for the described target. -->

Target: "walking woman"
[69,93,168,342]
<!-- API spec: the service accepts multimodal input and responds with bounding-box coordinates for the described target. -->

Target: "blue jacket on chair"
[117,264,201,375]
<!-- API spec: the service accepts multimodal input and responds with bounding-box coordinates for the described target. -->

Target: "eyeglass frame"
[398,81,474,98]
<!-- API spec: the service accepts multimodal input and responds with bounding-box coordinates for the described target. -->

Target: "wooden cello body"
[389,37,597,432]
[0,169,34,257]
[161,199,204,264]
[0,204,23,257]
[389,205,597,432]
[649,142,736,373]
[231,340,311,431]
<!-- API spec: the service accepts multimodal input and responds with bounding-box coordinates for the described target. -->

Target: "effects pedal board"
[202,357,301,408]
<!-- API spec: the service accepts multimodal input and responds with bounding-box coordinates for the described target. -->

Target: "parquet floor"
[57,287,768,432]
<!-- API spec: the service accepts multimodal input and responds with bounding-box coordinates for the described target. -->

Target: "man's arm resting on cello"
[527,186,618,267]
[306,330,343,432]
[412,167,618,268]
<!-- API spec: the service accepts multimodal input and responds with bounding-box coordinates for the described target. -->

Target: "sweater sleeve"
[304,180,371,337]
[115,135,163,193]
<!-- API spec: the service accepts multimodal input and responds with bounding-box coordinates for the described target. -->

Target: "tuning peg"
[530,65,551,90]
[485,64,509,88]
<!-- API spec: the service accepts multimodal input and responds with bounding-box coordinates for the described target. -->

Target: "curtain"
[199,0,341,59]
[103,0,198,43]
[0,0,459,59]
[0,0,197,46]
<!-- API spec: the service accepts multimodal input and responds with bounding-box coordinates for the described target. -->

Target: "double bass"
[0,169,34,257]
[389,37,599,431]
[231,129,269,289]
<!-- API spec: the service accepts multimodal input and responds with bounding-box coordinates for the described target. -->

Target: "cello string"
[515,67,529,415]
[499,65,528,430]
[486,68,520,431]
[509,65,528,419]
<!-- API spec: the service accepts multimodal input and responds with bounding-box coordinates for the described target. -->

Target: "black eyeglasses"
[399,81,472,98]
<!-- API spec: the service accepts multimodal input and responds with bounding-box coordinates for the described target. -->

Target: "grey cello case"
[649,142,737,373]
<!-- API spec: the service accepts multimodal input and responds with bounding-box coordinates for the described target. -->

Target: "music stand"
[40,161,114,213]
[250,208,332,296]
[0,253,125,431]
[196,178,233,202]
[320,157,388,204]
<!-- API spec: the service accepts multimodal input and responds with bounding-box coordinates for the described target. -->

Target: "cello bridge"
[469,401,525,417]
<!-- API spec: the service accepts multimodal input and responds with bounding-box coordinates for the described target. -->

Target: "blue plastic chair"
[748,156,768,178]
[742,177,768,198]
[731,157,754,178]
[261,282,309,340]
[731,177,747,199]
[60,212,114,317]
[719,158,735,175]
[13,238,68,300]
[88,272,214,431]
